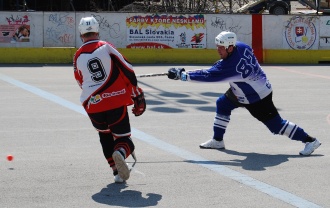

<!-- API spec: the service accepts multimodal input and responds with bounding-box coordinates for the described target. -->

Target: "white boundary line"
[0,73,322,208]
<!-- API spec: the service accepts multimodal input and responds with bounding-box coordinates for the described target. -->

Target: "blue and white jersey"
[186,41,272,104]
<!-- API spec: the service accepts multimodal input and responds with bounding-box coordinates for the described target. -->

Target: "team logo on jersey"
[89,94,102,104]
[284,16,316,50]
[102,89,126,98]
[237,96,245,103]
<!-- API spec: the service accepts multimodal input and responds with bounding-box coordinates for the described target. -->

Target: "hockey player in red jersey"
[73,16,146,183]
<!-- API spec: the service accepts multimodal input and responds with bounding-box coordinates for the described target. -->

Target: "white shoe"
[199,139,225,149]
[114,174,124,183]
[112,151,130,180]
[299,139,321,156]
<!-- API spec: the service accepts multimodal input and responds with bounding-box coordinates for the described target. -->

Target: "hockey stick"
[129,151,146,177]
[130,151,137,172]
[136,69,200,78]
[136,72,168,78]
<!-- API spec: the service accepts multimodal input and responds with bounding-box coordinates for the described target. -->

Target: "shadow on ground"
[187,149,323,171]
[92,183,162,207]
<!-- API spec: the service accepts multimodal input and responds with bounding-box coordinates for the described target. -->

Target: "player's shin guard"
[213,114,230,141]
[214,94,236,140]
[264,115,308,142]
[114,137,135,159]
[99,132,116,167]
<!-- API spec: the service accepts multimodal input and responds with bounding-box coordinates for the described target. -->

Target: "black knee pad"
[114,137,135,158]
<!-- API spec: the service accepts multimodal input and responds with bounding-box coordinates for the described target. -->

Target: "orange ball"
[7,155,13,161]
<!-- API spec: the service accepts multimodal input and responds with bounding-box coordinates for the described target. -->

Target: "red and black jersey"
[73,39,142,113]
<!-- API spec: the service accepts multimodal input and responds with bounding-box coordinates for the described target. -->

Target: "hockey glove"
[167,68,185,80]
[132,90,146,116]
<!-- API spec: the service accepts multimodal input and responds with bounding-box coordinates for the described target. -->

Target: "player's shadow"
[92,183,162,207]
[187,149,323,171]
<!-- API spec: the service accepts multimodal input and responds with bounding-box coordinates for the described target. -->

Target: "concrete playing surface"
[0,64,329,208]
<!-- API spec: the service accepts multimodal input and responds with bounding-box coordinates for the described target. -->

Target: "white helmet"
[78,16,99,35]
[215,31,237,48]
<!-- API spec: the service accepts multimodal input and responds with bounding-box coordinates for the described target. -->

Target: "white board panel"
[206,14,252,49]
[43,12,76,47]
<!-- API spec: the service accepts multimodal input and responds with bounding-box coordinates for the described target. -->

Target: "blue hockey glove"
[167,68,185,80]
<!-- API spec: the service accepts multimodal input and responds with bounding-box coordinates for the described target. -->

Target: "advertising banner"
[126,14,206,49]
[0,14,30,43]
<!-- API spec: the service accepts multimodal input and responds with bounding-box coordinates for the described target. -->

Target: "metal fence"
[0,0,250,13]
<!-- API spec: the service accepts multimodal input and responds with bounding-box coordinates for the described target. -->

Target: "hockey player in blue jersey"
[167,31,321,156]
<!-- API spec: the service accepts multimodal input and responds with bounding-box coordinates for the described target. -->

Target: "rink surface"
[1,64,329,208]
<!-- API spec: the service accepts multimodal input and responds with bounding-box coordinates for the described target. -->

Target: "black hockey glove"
[132,89,146,117]
[167,68,185,80]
